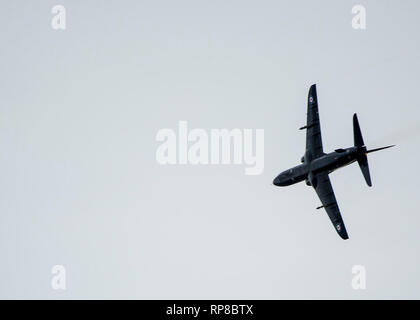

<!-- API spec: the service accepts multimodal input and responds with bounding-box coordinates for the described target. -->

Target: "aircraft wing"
[313,172,349,239]
[305,84,324,159]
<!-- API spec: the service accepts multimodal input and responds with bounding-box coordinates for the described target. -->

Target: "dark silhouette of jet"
[273,84,394,239]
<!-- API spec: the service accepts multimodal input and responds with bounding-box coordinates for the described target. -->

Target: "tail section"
[353,114,365,148]
[366,145,395,154]
[353,113,395,187]
[353,114,371,186]
[357,155,372,187]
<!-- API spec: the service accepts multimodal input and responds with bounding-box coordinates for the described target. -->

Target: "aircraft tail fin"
[353,113,364,147]
[353,114,372,187]
[357,154,372,187]
[353,113,395,187]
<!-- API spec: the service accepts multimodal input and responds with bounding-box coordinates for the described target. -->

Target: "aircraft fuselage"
[273,146,359,186]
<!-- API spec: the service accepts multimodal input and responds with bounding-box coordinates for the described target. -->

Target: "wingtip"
[338,231,349,240]
[340,229,350,240]
[308,84,318,100]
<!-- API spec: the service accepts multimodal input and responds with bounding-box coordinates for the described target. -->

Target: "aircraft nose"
[273,174,285,186]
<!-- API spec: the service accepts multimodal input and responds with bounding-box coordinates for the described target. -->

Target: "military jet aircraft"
[273,84,394,239]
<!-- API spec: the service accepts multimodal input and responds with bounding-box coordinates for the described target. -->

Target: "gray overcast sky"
[0,0,419,299]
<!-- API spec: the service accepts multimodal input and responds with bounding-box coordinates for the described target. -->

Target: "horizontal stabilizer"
[366,145,395,154]
[357,154,372,187]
